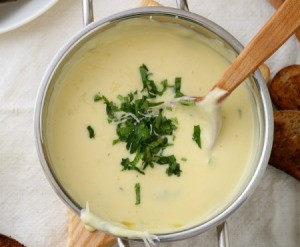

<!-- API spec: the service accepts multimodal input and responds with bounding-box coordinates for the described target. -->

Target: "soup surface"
[46,18,256,234]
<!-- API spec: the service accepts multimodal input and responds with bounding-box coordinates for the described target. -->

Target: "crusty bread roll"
[268,65,300,110]
[269,110,300,180]
[0,234,25,247]
[0,0,17,3]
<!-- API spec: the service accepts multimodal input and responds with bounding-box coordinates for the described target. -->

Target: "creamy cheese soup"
[46,18,257,236]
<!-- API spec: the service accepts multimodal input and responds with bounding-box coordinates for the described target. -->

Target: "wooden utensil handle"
[214,0,300,94]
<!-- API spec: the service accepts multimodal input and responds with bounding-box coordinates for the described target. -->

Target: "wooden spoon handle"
[214,0,300,95]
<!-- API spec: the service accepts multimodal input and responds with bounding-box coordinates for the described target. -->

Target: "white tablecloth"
[0,0,299,246]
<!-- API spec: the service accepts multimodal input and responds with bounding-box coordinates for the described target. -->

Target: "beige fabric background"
[0,0,299,246]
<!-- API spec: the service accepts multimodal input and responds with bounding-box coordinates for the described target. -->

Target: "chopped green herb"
[135,183,141,205]
[121,152,145,175]
[148,101,164,107]
[95,65,199,177]
[117,95,124,101]
[180,100,195,106]
[94,94,102,102]
[207,157,212,164]
[192,125,202,148]
[112,139,120,145]
[181,157,187,162]
[98,96,120,122]
[139,64,158,98]
[174,77,185,98]
[171,118,179,125]
[140,64,149,90]
[159,79,171,95]
[139,65,172,98]
[110,92,179,176]
[87,125,95,138]
[237,108,242,118]
[166,106,173,111]
[156,155,182,176]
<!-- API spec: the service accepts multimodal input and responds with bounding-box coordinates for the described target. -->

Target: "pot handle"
[217,221,230,247]
[117,238,130,247]
[176,0,189,11]
[82,0,94,26]
[82,0,189,27]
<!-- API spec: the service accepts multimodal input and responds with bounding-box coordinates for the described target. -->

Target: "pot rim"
[34,6,274,242]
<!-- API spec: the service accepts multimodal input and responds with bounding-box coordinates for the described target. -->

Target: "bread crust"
[0,234,25,247]
[269,65,300,110]
[269,110,300,180]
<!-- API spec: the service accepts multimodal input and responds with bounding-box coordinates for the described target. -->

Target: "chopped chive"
[192,125,201,148]
[174,77,185,98]
[135,183,141,205]
[148,101,164,107]
[181,157,187,162]
[87,125,95,138]
[180,100,195,106]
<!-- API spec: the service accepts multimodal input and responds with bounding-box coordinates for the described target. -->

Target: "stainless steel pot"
[34,0,274,246]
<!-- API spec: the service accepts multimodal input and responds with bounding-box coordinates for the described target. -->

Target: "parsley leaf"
[140,64,149,91]
[158,79,171,96]
[87,125,95,138]
[156,155,182,176]
[94,94,102,102]
[139,64,170,98]
[121,153,145,175]
[101,96,120,122]
[140,64,157,98]
[192,125,202,148]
